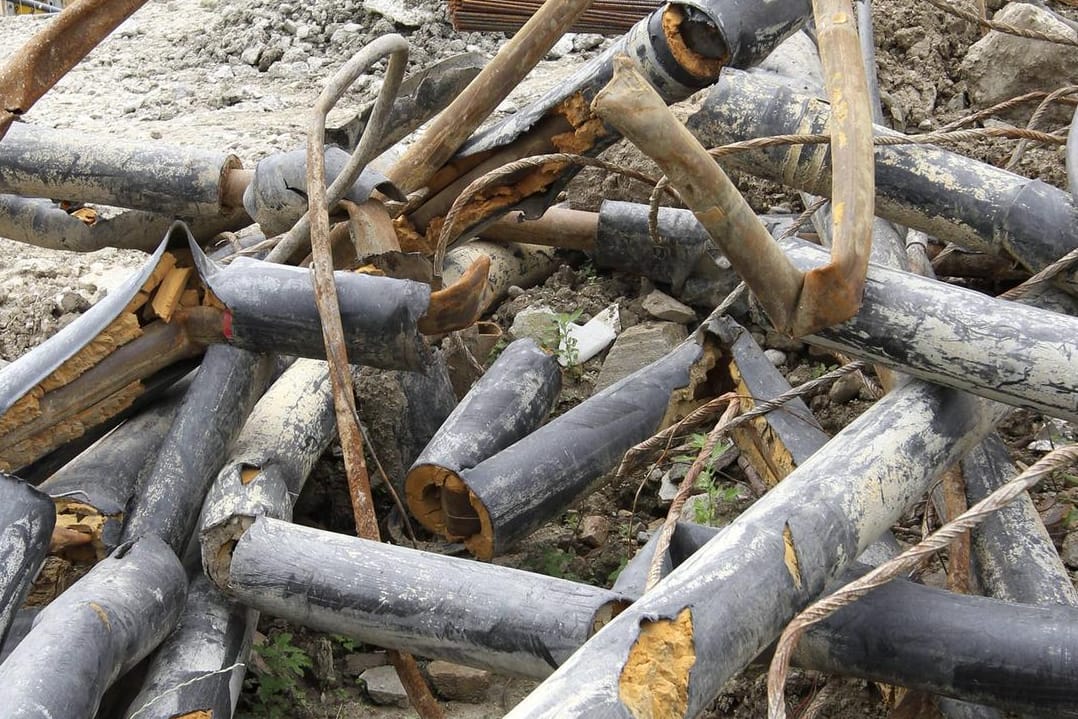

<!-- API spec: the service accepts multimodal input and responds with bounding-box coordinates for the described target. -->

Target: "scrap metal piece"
[325,53,487,153]
[243,147,403,237]
[0,0,150,139]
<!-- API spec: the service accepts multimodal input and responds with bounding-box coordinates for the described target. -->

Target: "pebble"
[828,373,862,404]
[578,515,611,548]
[764,349,786,368]
[426,660,492,703]
[641,290,696,323]
[360,666,409,707]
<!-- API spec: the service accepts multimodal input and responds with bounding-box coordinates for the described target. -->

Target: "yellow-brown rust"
[619,607,696,719]
[418,255,491,334]
[661,5,726,79]
[782,522,802,589]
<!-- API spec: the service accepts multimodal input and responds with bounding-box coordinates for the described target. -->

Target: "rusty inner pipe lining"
[662,5,726,79]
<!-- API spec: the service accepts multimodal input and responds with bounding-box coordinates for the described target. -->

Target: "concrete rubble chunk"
[362,0,435,27]
[594,321,688,391]
[1062,532,1078,570]
[578,515,611,548]
[959,3,1078,123]
[426,660,493,703]
[360,665,409,707]
[641,289,696,323]
[508,305,556,346]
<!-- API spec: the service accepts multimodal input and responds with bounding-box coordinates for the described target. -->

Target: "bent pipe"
[0,474,54,647]
[685,69,1078,296]
[0,535,187,719]
[189,227,433,372]
[221,515,629,680]
[0,193,249,253]
[590,200,1078,423]
[445,0,811,228]
[405,338,562,539]
[0,123,241,218]
[618,522,1078,718]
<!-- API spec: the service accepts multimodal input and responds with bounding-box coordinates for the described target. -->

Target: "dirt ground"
[2,0,1078,717]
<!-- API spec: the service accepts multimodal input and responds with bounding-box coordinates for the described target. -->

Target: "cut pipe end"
[405,464,495,560]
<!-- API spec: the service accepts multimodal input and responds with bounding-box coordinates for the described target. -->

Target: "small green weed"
[549,309,583,367]
[238,632,312,719]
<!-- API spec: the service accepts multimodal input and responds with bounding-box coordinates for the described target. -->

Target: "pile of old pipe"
[686,68,1078,296]
[619,522,1078,718]
[483,199,1078,422]
[124,358,337,719]
[0,535,186,719]
[409,324,725,559]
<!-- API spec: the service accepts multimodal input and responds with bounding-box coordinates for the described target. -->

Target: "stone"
[363,0,435,27]
[426,660,492,703]
[547,34,575,60]
[508,305,556,346]
[360,665,409,707]
[309,636,336,688]
[679,494,713,523]
[641,290,696,323]
[240,46,262,66]
[764,349,786,368]
[578,515,611,548]
[828,373,862,404]
[1062,532,1078,570]
[343,651,387,678]
[960,4,1078,124]
[55,291,89,315]
[595,321,688,392]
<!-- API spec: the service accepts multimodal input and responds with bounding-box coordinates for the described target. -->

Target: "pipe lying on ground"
[962,434,1078,607]
[0,474,54,646]
[685,68,1078,295]
[0,535,186,719]
[37,384,187,557]
[0,124,244,218]
[426,323,727,559]
[220,515,629,679]
[0,193,250,253]
[619,522,1078,718]
[502,374,1011,717]
[121,345,276,555]
[405,338,561,539]
[121,574,254,719]
[128,359,336,719]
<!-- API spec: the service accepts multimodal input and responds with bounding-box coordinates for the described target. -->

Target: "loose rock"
[828,373,862,405]
[595,321,688,391]
[578,515,611,548]
[960,3,1078,123]
[343,651,388,678]
[764,349,786,368]
[1062,532,1078,570]
[426,660,492,703]
[641,290,696,323]
[360,665,409,707]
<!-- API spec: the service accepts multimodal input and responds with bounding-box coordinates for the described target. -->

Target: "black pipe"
[0,473,54,646]
[685,69,1078,295]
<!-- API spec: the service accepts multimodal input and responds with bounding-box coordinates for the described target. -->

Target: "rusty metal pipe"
[0,0,150,139]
